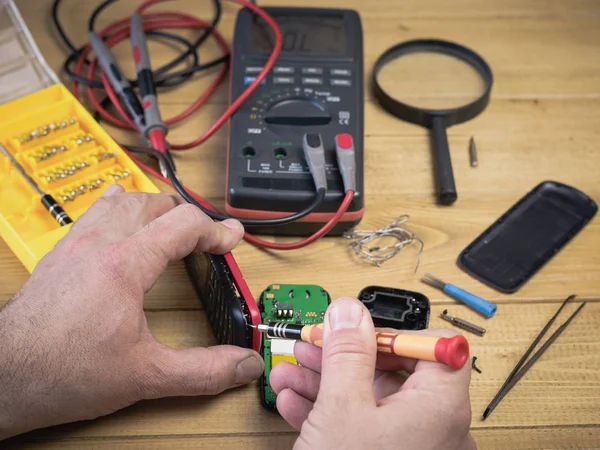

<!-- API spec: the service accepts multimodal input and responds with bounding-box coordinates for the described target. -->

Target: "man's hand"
[0,185,263,440]
[270,297,476,450]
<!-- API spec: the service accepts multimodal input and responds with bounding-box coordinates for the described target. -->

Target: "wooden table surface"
[3,0,600,448]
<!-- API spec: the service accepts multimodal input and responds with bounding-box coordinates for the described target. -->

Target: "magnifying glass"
[372,39,493,205]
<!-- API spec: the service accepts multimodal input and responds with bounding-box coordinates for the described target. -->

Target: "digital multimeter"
[227,7,364,235]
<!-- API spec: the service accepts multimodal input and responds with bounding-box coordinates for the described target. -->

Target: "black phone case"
[357,286,430,330]
[458,181,597,293]
[184,253,252,348]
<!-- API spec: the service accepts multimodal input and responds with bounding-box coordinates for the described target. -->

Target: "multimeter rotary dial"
[254,91,333,134]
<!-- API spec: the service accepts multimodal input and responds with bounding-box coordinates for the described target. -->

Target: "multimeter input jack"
[242,146,256,159]
[273,148,288,159]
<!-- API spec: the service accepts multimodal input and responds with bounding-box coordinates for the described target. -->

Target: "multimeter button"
[336,133,353,150]
[274,67,295,74]
[244,76,266,86]
[245,66,263,74]
[330,79,352,87]
[302,68,323,75]
[273,77,295,85]
[302,77,323,85]
[330,69,352,76]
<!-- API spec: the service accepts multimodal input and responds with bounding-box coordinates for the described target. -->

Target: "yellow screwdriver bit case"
[0,0,159,273]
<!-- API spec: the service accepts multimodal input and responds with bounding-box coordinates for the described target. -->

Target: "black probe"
[0,144,72,226]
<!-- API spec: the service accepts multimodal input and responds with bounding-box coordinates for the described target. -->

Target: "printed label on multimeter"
[226,7,365,235]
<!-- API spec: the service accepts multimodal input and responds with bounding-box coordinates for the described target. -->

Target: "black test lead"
[0,144,72,226]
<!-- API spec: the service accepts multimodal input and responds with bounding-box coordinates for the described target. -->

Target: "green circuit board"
[260,284,330,411]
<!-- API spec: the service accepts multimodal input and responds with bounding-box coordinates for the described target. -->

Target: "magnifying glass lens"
[372,39,493,205]
[376,52,488,110]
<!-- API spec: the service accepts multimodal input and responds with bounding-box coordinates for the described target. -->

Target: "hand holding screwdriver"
[269,297,476,448]
[252,321,469,369]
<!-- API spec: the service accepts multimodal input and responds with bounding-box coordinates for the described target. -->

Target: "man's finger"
[294,341,322,373]
[140,344,263,398]
[317,297,377,407]
[373,370,407,401]
[270,361,320,402]
[116,204,244,291]
[73,191,179,240]
[101,183,125,197]
[276,388,314,431]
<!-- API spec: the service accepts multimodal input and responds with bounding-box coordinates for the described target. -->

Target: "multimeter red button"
[336,134,353,150]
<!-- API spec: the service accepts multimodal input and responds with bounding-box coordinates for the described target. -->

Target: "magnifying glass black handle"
[431,116,457,205]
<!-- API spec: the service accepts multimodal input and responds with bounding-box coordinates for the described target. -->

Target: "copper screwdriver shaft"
[441,309,486,336]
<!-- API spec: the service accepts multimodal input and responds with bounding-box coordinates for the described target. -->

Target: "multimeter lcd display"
[251,16,347,55]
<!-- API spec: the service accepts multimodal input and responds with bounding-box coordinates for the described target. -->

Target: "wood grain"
[3,0,600,448]
[6,428,600,450]
[4,190,600,308]
[7,303,600,446]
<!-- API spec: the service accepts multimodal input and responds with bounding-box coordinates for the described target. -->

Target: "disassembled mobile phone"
[258,284,330,411]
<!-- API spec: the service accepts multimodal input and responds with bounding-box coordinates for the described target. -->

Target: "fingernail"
[329,297,364,330]
[221,219,243,230]
[235,355,263,384]
[101,184,123,197]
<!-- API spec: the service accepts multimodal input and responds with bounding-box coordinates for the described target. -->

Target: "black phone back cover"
[458,181,597,293]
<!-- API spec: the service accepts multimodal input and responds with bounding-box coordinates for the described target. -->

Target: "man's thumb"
[318,297,377,406]
[141,345,264,398]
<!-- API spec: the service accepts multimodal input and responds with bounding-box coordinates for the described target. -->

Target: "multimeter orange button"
[336,133,353,149]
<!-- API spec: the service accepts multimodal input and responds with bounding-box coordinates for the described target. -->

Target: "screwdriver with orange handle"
[250,322,470,370]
